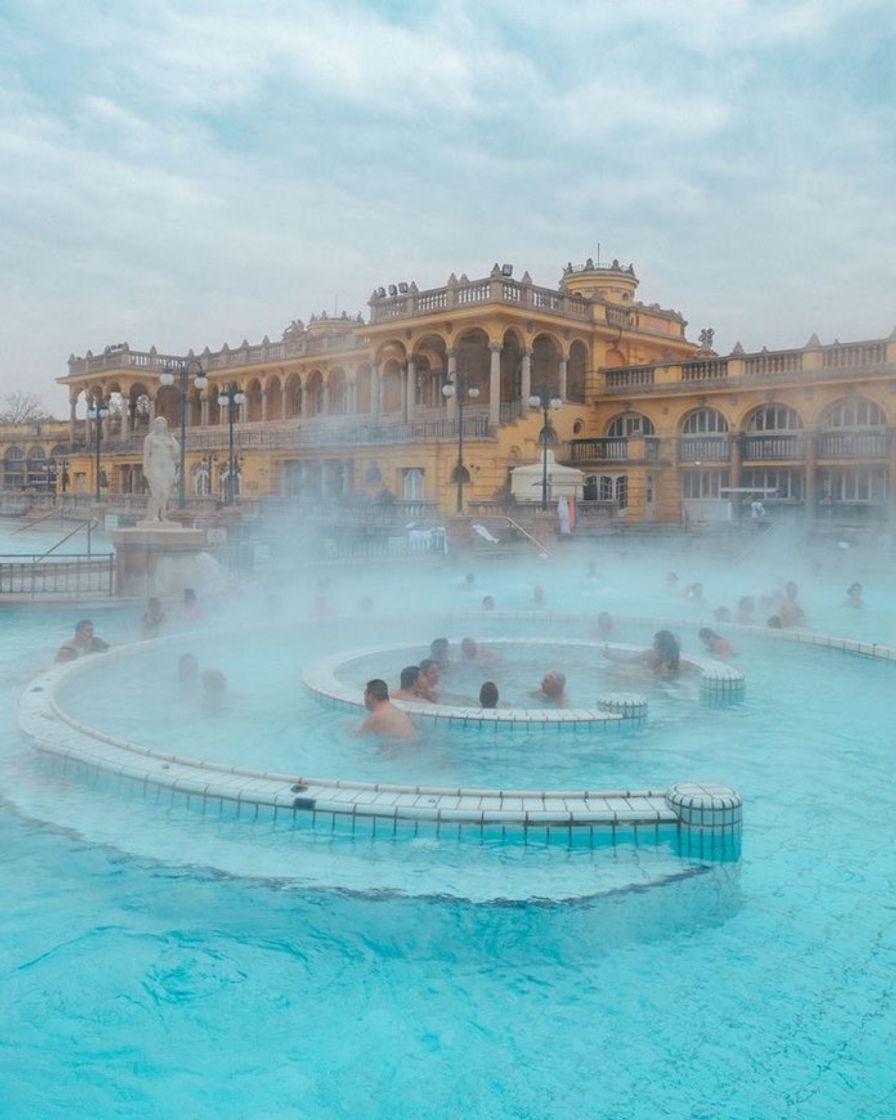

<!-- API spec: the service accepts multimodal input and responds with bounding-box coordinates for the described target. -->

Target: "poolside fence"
[0,553,115,598]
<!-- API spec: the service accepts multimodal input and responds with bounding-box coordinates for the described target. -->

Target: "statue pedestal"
[110,525,221,598]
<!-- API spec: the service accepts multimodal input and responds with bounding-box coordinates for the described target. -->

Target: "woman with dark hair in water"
[604,629,681,678]
[649,630,681,675]
[845,582,863,608]
[479,681,499,709]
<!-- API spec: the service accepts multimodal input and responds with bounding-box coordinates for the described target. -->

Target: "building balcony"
[66,330,370,378]
[815,430,889,459]
[370,272,594,327]
[600,339,894,395]
[94,413,494,457]
[567,436,660,464]
[741,433,807,460]
[678,435,731,463]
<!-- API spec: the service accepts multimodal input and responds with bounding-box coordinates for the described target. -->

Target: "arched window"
[380,361,403,413]
[567,341,587,403]
[284,375,302,418]
[3,447,25,489]
[681,408,729,434]
[246,380,263,422]
[402,468,425,501]
[329,370,348,415]
[531,334,561,397]
[192,464,211,496]
[820,397,886,428]
[746,404,802,431]
[27,446,47,488]
[267,377,283,421]
[305,372,324,415]
[606,413,654,437]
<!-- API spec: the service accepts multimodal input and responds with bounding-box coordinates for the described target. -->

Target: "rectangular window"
[741,468,804,500]
[819,467,887,503]
[401,468,425,501]
[681,468,728,499]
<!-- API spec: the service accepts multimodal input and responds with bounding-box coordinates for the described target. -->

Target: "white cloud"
[0,0,894,413]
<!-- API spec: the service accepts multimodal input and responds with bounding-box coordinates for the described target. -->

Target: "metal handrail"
[35,519,99,561]
[504,516,550,557]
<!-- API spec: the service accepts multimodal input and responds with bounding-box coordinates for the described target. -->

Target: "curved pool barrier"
[303,638,656,730]
[303,637,744,726]
[17,634,743,861]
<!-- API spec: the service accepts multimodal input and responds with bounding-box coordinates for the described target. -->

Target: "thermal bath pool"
[3,536,896,1118]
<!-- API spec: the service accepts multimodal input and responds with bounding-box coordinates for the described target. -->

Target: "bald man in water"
[358,679,416,740]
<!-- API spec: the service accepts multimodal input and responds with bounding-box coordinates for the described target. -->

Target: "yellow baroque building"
[5,257,893,526]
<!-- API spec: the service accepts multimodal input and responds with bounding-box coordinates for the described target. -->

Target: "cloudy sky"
[2,0,894,415]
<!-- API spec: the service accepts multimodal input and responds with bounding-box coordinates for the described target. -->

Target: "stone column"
[729,430,742,491]
[888,427,896,520]
[804,430,817,522]
[372,364,381,419]
[200,396,209,427]
[446,350,457,420]
[521,348,532,405]
[347,380,357,414]
[558,354,568,401]
[489,343,501,427]
[148,397,156,423]
[261,388,269,423]
[406,358,416,424]
[322,383,330,416]
[69,396,78,444]
[399,367,407,422]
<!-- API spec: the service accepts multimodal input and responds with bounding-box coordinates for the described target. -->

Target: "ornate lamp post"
[87,395,110,501]
[160,359,208,509]
[442,371,480,513]
[216,384,246,505]
[529,391,562,511]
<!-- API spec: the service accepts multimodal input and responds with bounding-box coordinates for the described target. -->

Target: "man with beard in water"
[358,679,416,739]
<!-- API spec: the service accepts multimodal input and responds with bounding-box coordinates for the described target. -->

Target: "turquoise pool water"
[3,529,896,1118]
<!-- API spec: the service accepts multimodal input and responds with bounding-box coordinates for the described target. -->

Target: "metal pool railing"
[0,553,115,597]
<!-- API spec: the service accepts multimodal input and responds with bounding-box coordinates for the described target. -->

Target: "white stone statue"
[142,416,180,523]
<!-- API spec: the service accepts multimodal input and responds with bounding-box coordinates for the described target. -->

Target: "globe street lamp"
[87,395,110,501]
[442,372,480,513]
[160,359,208,509]
[529,391,562,511]
[217,384,246,505]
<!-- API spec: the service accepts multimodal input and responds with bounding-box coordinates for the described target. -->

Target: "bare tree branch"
[0,392,53,424]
